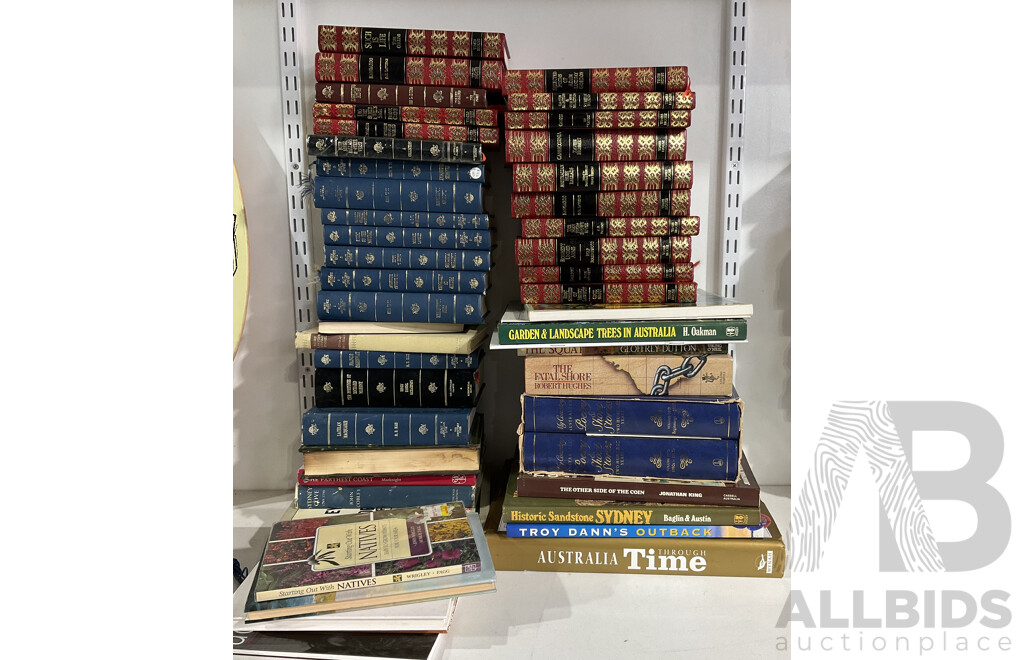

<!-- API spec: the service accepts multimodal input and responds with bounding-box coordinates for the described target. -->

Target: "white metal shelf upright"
[274,0,748,420]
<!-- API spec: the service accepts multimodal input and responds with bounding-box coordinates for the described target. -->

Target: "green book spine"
[497,318,747,345]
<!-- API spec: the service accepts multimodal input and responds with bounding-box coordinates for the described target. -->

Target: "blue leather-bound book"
[324,245,492,271]
[316,291,485,324]
[315,157,486,182]
[321,209,490,229]
[296,484,477,509]
[301,407,477,446]
[312,348,483,370]
[314,367,480,408]
[521,394,742,439]
[520,433,739,481]
[314,178,484,213]
[323,225,493,249]
[319,268,488,294]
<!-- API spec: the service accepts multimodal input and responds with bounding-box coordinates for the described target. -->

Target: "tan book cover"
[523,353,733,396]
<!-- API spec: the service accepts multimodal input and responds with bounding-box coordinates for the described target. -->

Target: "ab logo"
[791,401,1010,572]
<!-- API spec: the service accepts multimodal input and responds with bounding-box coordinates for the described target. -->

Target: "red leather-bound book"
[512,161,693,193]
[315,82,493,108]
[503,66,688,94]
[313,103,500,126]
[514,236,692,266]
[511,190,691,218]
[507,90,697,112]
[506,130,686,163]
[314,52,505,91]
[505,109,691,131]
[520,281,698,305]
[519,217,700,238]
[312,118,499,144]
[317,25,508,60]
[518,262,695,284]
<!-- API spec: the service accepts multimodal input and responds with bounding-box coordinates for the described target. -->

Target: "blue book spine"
[313,178,484,213]
[323,225,492,249]
[312,349,483,370]
[297,484,476,509]
[321,209,490,230]
[320,268,488,293]
[317,291,485,324]
[301,407,476,446]
[520,433,739,481]
[504,523,760,538]
[324,245,492,271]
[315,157,485,183]
[521,395,742,439]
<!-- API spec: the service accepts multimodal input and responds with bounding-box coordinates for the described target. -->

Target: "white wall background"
[233,0,791,489]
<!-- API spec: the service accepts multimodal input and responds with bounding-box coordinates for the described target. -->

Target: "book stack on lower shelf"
[235,501,497,659]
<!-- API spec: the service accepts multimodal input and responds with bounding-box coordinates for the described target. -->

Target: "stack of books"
[295,24,511,513]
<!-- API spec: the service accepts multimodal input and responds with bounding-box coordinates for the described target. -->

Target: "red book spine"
[518,262,696,284]
[505,130,687,163]
[317,26,507,60]
[520,217,700,238]
[315,82,492,108]
[512,162,693,193]
[314,52,505,91]
[505,109,691,130]
[503,67,689,94]
[400,122,500,144]
[520,281,698,305]
[297,469,478,487]
[507,90,697,112]
[511,190,692,218]
[312,104,499,126]
[514,237,692,266]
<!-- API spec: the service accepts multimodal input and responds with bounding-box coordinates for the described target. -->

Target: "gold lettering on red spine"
[592,69,611,92]
[614,69,632,91]
[317,53,336,81]
[635,68,654,90]
[528,113,547,129]
[675,162,693,189]
[339,26,359,52]
[535,194,553,217]
[667,66,688,91]
[529,132,548,162]
[667,131,686,160]
[483,33,503,59]
[507,132,526,161]
[671,191,691,216]
[536,164,555,191]
[451,32,471,57]
[319,26,337,51]
[513,195,531,218]
[526,70,545,92]
[598,193,616,217]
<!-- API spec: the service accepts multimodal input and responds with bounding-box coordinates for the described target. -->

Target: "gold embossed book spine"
[503,67,689,94]
[519,281,699,306]
[315,82,494,108]
[510,191,691,218]
[506,90,697,112]
[512,162,693,193]
[514,237,692,266]
[505,110,691,131]
[517,262,695,284]
[317,26,508,60]
[313,103,499,127]
[314,52,505,91]
[519,217,700,238]
[505,129,687,163]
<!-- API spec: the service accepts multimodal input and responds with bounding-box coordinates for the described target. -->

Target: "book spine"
[324,245,492,271]
[520,433,739,481]
[522,395,742,438]
[503,499,760,526]
[313,103,500,127]
[503,67,689,94]
[322,226,492,249]
[300,408,475,446]
[517,343,729,356]
[513,162,693,193]
[506,90,698,112]
[316,157,485,183]
[515,472,759,507]
[312,348,482,370]
[297,484,477,510]
[520,217,699,238]
[518,262,695,284]
[297,469,478,487]
[504,523,760,538]
[296,330,478,354]
[312,117,402,137]
[316,291,485,324]
[317,26,507,60]
[498,318,747,345]
[315,82,493,108]
[485,531,784,577]
[520,281,698,305]
[319,268,488,294]
[505,110,691,131]
[312,119,500,144]
[511,190,691,218]
[314,368,480,407]
[514,237,692,266]
[522,352,733,397]
[306,135,484,164]
[321,209,490,230]
[314,52,505,91]
[313,179,484,214]
[506,130,687,163]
